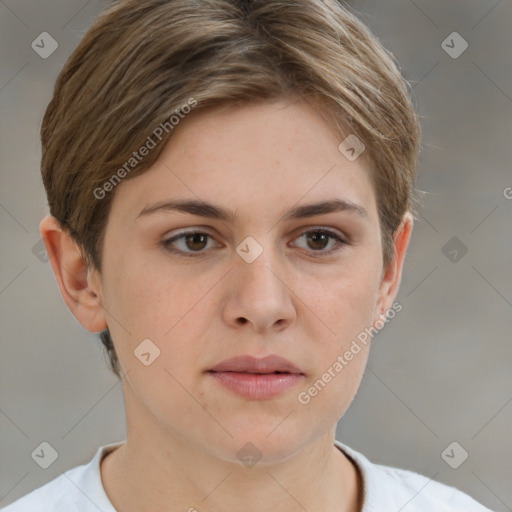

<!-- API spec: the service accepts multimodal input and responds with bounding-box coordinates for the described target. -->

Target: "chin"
[205,422,312,466]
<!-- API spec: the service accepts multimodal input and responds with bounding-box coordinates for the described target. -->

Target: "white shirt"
[1,439,493,512]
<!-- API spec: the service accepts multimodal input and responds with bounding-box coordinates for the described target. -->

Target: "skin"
[41,97,413,512]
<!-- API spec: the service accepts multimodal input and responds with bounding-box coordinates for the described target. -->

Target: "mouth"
[207,355,305,399]
[208,354,304,375]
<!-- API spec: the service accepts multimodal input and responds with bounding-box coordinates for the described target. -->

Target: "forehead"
[109,99,378,226]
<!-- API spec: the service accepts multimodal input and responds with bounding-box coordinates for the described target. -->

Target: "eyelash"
[161,228,348,258]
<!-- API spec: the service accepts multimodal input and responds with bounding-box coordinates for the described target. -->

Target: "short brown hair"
[41,0,422,379]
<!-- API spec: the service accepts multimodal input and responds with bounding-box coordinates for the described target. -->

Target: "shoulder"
[1,442,123,512]
[335,441,494,512]
[1,467,88,512]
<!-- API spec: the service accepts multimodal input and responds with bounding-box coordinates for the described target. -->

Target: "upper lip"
[209,355,304,374]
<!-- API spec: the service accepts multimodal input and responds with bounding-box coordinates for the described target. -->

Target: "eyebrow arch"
[136,198,369,223]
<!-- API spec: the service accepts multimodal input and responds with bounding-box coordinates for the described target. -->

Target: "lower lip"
[207,371,305,399]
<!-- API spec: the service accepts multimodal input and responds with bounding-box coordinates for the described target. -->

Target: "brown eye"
[305,231,330,251]
[161,228,347,258]
[162,230,216,256]
[183,233,209,251]
[294,229,347,255]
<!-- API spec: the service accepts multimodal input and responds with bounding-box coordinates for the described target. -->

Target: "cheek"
[301,261,381,344]
[102,256,216,374]
[295,277,374,421]
[293,260,379,408]
[294,293,371,432]
[102,249,175,331]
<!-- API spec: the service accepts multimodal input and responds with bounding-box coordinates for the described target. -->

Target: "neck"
[101,429,362,512]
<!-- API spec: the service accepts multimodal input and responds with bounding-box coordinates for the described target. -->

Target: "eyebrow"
[136,198,369,223]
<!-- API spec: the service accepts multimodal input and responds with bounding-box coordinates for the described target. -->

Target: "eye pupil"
[164,228,345,258]
[186,233,208,251]
[307,232,329,251]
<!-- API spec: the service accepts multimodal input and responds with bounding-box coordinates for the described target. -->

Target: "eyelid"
[161,228,221,257]
[291,225,348,243]
[290,227,348,255]
[161,226,349,257]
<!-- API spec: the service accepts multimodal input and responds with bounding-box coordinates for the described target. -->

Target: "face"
[86,98,407,464]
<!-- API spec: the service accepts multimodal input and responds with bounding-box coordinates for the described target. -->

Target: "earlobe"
[39,215,107,333]
[374,212,414,323]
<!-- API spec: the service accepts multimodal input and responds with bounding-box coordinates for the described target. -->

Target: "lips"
[207,354,305,400]
[208,354,304,375]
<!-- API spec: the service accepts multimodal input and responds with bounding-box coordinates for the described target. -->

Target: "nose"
[222,246,296,334]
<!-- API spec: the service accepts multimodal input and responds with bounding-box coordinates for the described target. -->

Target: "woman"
[2,0,492,510]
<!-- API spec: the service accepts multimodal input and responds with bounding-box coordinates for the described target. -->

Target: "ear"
[373,211,414,325]
[39,215,107,333]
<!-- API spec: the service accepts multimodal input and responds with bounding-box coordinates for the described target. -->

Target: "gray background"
[1,0,511,510]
